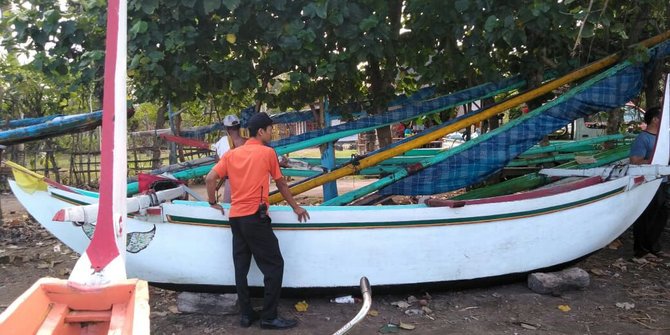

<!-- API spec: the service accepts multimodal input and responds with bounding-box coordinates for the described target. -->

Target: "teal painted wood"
[0,114,64,128]
[508,151,601,167]
[521,134,629,156]
[401,148,445,156]
[0,111,103,146]
[322,98,339,200]
[295,155,434,167]
[282,166,397,177]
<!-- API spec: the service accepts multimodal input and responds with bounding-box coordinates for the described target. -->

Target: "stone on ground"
[177,292,239,315]
[527,267,590,295]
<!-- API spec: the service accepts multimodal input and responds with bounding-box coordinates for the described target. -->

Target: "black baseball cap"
[248,112,273,133]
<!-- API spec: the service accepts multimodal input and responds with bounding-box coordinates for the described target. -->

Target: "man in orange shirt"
[205,112,309,330]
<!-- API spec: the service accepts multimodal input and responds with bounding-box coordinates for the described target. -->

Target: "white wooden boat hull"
[9,175,657,288]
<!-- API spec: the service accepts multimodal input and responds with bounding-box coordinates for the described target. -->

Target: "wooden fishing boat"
[0,111,104,146]
[0,114,64,129]
[0,278,149,334]
[0,1,151,333]
[4,77,668,289]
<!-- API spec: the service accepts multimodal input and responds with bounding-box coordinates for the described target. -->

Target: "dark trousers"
[633,183,669,257]
[230,213,284,320]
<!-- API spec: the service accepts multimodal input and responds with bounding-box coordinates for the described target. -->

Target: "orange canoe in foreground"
[0,278,149,334]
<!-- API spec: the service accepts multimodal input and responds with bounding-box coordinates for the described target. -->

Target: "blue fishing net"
[379,40,670,196]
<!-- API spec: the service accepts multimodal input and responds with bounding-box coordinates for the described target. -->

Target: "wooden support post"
[321,98,338,201]
[0,144,5,225]
[167,101,177,165]
[87,132,92,185]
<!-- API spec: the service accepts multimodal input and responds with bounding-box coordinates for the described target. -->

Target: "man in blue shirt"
[629,106,668,260]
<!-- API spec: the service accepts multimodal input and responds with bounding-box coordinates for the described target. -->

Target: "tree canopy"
[1,0,668,125]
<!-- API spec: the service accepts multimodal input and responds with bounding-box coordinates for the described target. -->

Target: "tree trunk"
[151,104,167,169]
[603,3,651,150]
[47,139,60,183]
[483,97,498,131]
[376,126,393,149]
[367,59,394,149]
[644,61,663,109]
[176,112,186,163]
[603,107,624,149]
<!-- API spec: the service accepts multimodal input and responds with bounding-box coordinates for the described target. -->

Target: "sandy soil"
[1,192,669,334]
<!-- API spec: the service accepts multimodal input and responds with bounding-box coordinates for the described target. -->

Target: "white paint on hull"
[9,175,657,288]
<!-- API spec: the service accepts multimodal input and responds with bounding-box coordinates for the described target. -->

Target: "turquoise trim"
[167,187,625,228]
[170,200,428,211]
[72,188,100,198]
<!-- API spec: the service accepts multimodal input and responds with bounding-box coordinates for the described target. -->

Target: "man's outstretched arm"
[275,177,310,222]
[205,169,225,214]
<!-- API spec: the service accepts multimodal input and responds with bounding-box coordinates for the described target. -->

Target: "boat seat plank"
[44,282,135,310]
[427,176,603,208]
[64,310,112,323]
[107,303,128,334]
[36,303,74,335]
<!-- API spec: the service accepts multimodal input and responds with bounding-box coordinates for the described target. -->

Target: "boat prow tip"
[52,209,66,222]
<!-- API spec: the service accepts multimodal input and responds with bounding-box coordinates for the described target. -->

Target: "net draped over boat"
[239,86,438,126]
[265,77,525,153]
[377,40,670,196]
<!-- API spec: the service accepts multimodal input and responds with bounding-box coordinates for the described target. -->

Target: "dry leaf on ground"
[557,305,571,312]
[294,300,309,312]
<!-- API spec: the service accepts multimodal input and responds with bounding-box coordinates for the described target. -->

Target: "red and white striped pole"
[70,0,128,284]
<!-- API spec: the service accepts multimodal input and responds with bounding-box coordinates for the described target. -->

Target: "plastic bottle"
[330,295,355,304]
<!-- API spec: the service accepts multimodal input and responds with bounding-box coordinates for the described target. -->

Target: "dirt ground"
[1,191,669,335]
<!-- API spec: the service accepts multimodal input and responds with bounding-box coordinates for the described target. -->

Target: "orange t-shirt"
[212,138,283,218]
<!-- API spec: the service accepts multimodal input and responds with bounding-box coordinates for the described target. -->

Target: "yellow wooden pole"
[270,30,670,204]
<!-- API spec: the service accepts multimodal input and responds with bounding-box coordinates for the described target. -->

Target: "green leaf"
[147,50,165,62]
[60,21,76,37]
[55,62,68,75]
[181,0,196,8]
[33,31,49,47]
[223,0,241,11]
[44,9,60,25]
[455,0,469,12]
[579,23,594,38]
[129,20,148,39]
[141,0,159,15]
[231,78,243,91]
[13,19,28,40]
[484,15,498,32]
[203,0,221,14]
[130,54,142,68]
[359,15,378,32]
[279,35,301,50]
[328,13,344,25]
[503,15,515,28]
[302,3,317,18]
[271,0,286,10]
[315,2,328,19]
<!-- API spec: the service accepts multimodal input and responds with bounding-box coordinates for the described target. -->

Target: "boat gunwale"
[40,177,633,230]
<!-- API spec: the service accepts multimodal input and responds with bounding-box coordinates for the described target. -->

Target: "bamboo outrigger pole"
[269,30,670,204]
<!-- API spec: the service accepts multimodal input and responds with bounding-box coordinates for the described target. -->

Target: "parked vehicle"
[573,102,645,139]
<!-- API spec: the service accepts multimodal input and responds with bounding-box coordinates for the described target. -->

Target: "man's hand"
[293,206,310,222]
[210,203,225,215]
[276,177,309,222]
[278,155,290,168]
